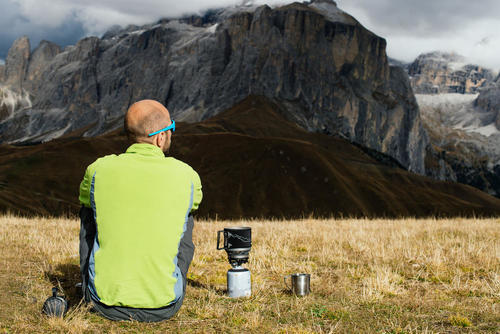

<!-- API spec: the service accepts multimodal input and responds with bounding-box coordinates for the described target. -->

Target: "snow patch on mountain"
[0,85,31,120]
[470,124,500,137]
[206,23,218,33]
[416,93,499,137]
[417,93,500,170]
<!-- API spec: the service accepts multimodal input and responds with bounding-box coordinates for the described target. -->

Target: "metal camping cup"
[284,273,311,296]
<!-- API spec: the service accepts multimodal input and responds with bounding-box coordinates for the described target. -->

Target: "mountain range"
[0,0,499,217]
[1,95,499,218]
[0,0,426,173]
[399,51,500,197]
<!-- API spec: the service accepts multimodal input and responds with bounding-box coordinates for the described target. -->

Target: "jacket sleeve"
[191,169,203,212]
[79,159,101,208]
[79,166,92,208]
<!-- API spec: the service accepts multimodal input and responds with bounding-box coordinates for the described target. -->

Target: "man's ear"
[151,133,159,148]
[156,131,166,148]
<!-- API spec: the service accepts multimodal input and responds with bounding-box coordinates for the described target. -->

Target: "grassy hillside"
[1,96,500,218]
[0,216,498,333]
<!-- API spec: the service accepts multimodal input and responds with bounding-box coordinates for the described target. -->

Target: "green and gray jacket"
[79,143,202,308]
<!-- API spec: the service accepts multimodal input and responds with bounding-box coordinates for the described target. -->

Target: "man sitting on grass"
[78,99,202,322]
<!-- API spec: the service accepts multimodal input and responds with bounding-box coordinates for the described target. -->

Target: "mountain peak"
[414,51,468,71]
[408,51,494,94]
[4,36,30,91]
[307,0,356,24]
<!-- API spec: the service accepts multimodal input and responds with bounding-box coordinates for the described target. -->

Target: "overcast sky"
[1,0,499,70]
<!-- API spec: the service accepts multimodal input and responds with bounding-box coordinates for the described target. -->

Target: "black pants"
[79,206,195,322]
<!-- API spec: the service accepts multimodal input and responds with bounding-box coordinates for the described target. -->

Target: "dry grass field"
[0,215,498,333]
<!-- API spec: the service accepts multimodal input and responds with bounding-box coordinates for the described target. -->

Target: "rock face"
[406,51,500,197]
[417,93,500,196]
[0,36,33,121]
[24,40,61,92]
[475,81,500,130]
[0,0,427,173]
[408,52,494,94]
[2,95,500,218]
[0,87,31,122]
[3,36,30,91]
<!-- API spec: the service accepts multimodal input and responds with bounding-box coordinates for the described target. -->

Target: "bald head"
[124,100,171,144]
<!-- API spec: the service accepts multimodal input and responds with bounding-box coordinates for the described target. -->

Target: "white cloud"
[385,23,500,71]
[11,0,285,36]
[3,0,500,71]
[0,0,279,59]
[13,0,75,27]
[336,0,500,70]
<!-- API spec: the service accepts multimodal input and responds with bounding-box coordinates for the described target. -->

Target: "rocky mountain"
[0,86,31,122]
[417,93,500,196]
[475,75,500,129]
[1,95,499,218]
[408,51,494,94]
[407,52,500,196]
[0,0,427,174]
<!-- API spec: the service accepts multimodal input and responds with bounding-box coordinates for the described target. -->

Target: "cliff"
[3,36,30,91]
[405,50,500,197]
[475,77,500,130]
[1,95,499,218]
[408,51,494,94]
[0,0,427,173]
[417,93,500,197]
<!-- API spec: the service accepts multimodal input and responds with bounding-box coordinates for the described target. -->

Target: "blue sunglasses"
[148,120,176,137]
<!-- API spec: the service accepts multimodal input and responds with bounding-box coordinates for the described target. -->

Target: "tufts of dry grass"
[0,215,498,333]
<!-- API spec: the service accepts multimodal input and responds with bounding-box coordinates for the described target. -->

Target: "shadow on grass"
[44,265,228,309]
[187,278,227,295]
[44,263,81,308]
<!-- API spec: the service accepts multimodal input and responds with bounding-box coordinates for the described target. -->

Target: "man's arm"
[79,205,96,301]
[79,158,105,208]
[78,163,97,300]
[79,166,93,208]
[191,170,203,212]
[177,214,195,280]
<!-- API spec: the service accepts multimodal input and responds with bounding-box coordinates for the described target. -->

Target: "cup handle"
[283,275,291,290]
[216,230,224,250]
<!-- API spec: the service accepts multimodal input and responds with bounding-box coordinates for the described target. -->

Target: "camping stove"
[217,227,252,298]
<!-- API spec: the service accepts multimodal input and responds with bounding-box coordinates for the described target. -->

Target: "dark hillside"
[1,96,499,218]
